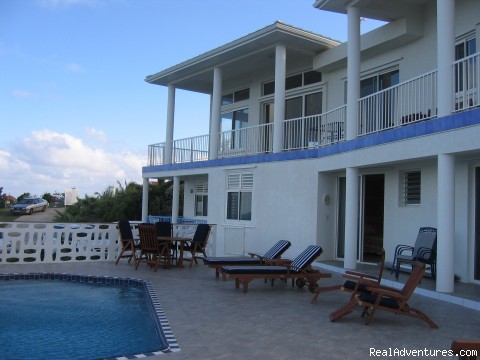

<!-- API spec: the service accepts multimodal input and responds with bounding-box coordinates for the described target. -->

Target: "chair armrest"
[343,270,379,282]
[416,247,434,261]
[343,274,380,288]
[394,244,414,256]
[367,286,404,300]
[451,340,480,354]
[247,252,261,259]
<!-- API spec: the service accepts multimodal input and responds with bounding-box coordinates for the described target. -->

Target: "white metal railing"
[282,105,346,151]
[358,70,437,136]
[454,52,480,112]
[173,134,209,163]
[0,222,119,264]
[218,123,273,158]
[148,142,166,166]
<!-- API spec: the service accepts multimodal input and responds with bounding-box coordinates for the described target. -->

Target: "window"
[194,182,208,217]
[226,172,253,221]
[222,88,250,105]
[263,70,322,96]
[221,108,249,150]
[454,34,477,95]
[401,170,421,206]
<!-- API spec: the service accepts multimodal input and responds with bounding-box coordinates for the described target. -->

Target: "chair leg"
[311,285,342,304]
[329,297,358,322]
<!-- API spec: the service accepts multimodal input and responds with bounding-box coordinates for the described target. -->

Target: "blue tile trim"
[0,272,180,358]
[143,108,480,174]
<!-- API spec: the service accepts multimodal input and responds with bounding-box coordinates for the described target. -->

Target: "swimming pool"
[0,273,179,360]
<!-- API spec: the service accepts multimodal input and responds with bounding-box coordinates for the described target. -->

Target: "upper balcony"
[147,52,480,167]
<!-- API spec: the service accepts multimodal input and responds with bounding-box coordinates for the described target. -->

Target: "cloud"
[65,63,85,73]
[0,130,145,197]
[85,127,107,143]
[12,90,36,98]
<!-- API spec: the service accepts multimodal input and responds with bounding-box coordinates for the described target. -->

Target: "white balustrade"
[218,123,273,157]
[0,222,119,264]
[453,52,480,111]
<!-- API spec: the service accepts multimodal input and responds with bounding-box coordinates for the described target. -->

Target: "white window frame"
[225,171,254,223]
[194,181,208,217]
[400,170,421,206]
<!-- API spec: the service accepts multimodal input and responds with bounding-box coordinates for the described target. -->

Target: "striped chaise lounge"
[202,240,291,278]
[220,245,331,293]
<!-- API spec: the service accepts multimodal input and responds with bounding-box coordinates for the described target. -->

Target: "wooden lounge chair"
[202,240,291,278]
[183,224,212,268]
[451,340,480,359]
[135,223,172,271]
[220,245,331,293]
[392,227,437,279]
[311,249,385,304]
[330,261,438,328]
[115,220,140,265]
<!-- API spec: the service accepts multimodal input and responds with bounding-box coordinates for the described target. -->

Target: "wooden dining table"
[157,236,191,268]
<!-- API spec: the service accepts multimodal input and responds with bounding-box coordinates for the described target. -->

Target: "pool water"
[0,276,172,360]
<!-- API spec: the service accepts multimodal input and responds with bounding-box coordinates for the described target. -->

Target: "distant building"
[65,188,79,206]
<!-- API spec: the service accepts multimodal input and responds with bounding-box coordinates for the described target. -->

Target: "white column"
[346,6,360,140]
[437,0,455,117]
[209,67,222,160]
[165,84,175,165]
[141,177,149,223]
[172,176,180,224]
[436,154,455,293]
[344,167,359,269]
[273,44,286,153]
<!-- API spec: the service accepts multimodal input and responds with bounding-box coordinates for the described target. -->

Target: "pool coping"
[0,272,180,359]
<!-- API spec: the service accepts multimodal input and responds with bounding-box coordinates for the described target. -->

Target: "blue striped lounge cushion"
[262,240,291,259]
[290,245,323,271]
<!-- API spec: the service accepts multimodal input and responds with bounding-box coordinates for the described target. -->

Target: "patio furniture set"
[115,222,479,357]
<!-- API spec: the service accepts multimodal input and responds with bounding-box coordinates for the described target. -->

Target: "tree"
[54,180,181,222]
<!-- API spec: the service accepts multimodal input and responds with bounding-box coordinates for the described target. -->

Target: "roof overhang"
[313,0,432,22]
[145,21,340,94]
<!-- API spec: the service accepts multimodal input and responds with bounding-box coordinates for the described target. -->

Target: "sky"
[0,0,385,198]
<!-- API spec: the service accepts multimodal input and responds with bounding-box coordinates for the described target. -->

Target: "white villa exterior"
[141,0,480,293]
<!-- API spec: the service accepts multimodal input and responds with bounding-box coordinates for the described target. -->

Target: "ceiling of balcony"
[313,0,432,22]
[145,21,340,94]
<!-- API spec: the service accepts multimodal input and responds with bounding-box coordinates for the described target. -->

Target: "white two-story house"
[141,0,480,293]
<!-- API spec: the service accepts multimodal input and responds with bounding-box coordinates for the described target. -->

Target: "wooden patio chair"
[391,227,437,279]
[311,249,385,304]
[330,261,438,328]
[115,220,140,265]
[183,224,211,268]
[451,340,480,359]
[135,223,171,271]
[203,240,291,278]
[220,245,331,293]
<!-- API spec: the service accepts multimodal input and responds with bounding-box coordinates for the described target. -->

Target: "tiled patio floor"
[1,260,479,360]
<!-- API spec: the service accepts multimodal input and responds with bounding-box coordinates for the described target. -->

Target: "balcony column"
[346,6,360,140]
[344,167,359,269]
[172,176,180,224]
[273,44,286,153]
[436,154,455,293]
[165,84,176,165]
[437,0,455,117]
[209,67,222,160]
[141,177,149,223]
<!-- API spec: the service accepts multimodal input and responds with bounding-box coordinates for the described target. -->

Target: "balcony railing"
[173,135,210,164]
[147,53,480,166]
[454,52,480,112]
[148,142,166,166]
[219,123,273,157]
[283,105,346,151]
[358,70,437,136]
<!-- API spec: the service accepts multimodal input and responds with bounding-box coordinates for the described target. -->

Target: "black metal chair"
[391,227,437,279]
